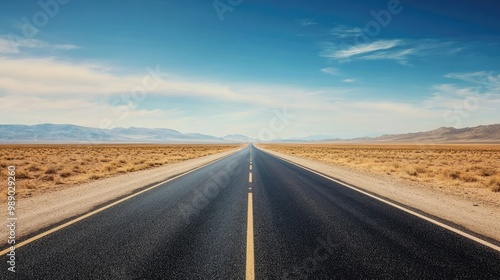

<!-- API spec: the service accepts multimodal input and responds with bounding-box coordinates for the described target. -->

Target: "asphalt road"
[3,144,500,279]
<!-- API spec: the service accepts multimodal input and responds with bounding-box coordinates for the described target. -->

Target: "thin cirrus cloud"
[445,71,500,91]
[330,25,364,38]
[320,67,340,75]
[321,39,402,59]
[323,24,463,65]
[297,18,318,27]
[0,36,78,54]
[360,48,416,65]
[425,84,499,112]
[425,72,500,111]
[320,35,462,65]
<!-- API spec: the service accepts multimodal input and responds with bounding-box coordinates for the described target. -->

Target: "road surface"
[3,144,500,279]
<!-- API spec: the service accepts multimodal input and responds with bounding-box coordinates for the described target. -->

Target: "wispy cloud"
[424,72,500,115]
[320,38,463,65]
[411,40,457,53]
[297,18,318,27]
[53,44,79,50]
[343,79,356,83]
[445,71,500,91]
[0,55,354,112]
[320,67,340,75]
[361,48,416,65]
[0,56,133,95]
[321,40,401,59]
[330,25,363,38]
[0,35,78,54]
[445,72,485,83]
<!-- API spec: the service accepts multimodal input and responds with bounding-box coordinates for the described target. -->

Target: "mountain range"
[366,124,500,143]
[0,123,499,144]
[315,124,500,144]
[0,124,254,144]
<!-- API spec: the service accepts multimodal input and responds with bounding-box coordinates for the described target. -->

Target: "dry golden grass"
[259,144,500,193]
[0,144,242,198]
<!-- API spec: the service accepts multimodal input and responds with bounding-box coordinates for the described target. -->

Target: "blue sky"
[0,0,499,139]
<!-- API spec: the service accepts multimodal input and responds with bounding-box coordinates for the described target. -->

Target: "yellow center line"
[250,165,252,170]
[246,192,255,280]
[249,172,252,183]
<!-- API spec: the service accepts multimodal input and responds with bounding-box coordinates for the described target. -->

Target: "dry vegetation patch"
[0,144,241,198]
[259,144,500,194]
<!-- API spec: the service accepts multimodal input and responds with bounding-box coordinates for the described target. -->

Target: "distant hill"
[222,134,256,143]
[0,124,237,144]
[1,123,499,144]
[322,124,500,144]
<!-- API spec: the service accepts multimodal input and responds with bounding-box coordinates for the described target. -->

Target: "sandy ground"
[0,147,243,245]
[257,146,500,242]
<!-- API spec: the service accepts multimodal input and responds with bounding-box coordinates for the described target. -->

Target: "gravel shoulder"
[258,146,500,242]
[0,147,243,245]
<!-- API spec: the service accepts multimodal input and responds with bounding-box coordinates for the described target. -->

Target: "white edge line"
[256,147,500,253]
[0,147,245,256]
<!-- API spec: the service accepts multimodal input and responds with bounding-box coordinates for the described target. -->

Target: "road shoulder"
[257,146,500,242]
[0,148,244,245]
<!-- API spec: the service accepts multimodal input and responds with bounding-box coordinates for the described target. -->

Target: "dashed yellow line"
[246,192,255,280]
[246,156,255,279]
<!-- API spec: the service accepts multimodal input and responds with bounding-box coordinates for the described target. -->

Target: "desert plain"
[0,144,242,200]
[258,144,500,207]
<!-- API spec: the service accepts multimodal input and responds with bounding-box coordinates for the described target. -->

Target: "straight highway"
[3,145,500,279]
